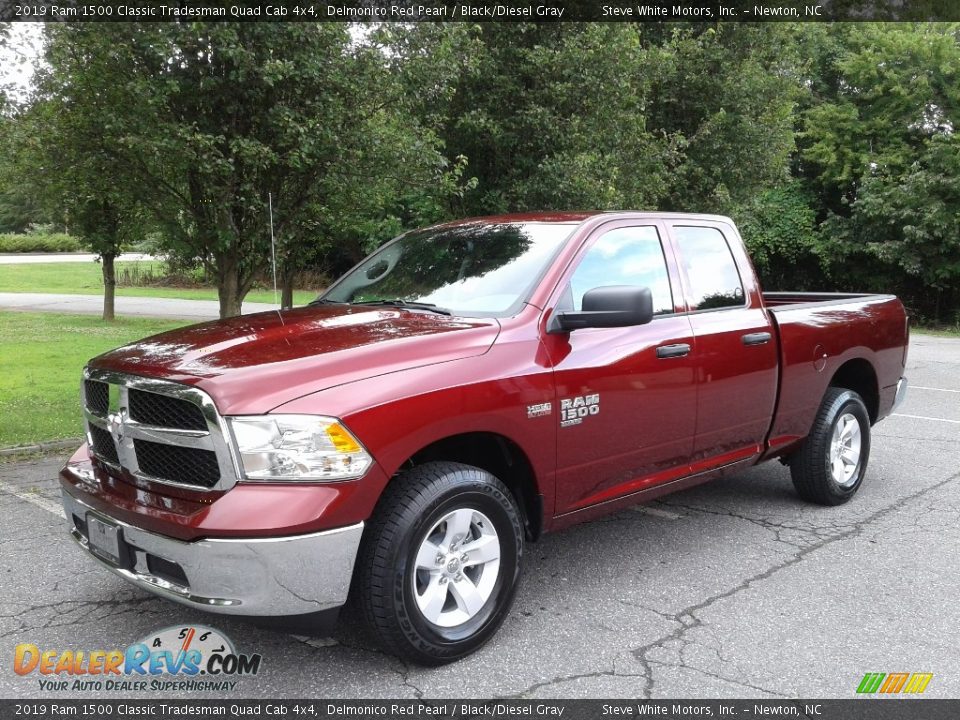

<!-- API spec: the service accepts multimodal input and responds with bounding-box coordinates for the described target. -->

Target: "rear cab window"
[672,225,745,311]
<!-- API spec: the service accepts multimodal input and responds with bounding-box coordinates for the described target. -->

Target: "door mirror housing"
[548,285,655,334]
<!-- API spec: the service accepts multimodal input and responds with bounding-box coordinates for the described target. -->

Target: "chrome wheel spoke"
[847,423,861,444]
[449,575,485,616]
[443,508,475,548]
[830,412,863,487]
[412,506,502,628]
[416,575,449,624]
[461,534,500,566]
[414,540,443,571]
[832,457,846,481]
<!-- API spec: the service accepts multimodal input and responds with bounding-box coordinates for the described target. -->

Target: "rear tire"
[356,461,523,665]
[790,387,871,506]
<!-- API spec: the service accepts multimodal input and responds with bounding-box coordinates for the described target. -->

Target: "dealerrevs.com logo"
[13,625,261,693]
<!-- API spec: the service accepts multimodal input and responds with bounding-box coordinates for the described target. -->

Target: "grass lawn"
[0,261,318,306]
[914,325,960,338]
[0,312,189,448]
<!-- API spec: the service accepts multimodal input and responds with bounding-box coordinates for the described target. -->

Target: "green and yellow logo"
[857,672,933,694]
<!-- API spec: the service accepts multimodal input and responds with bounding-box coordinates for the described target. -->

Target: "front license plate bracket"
[86,513,125,566]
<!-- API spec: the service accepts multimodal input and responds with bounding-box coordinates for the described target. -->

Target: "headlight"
[227,415,372,481]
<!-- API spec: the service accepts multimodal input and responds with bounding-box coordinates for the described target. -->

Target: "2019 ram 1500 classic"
[61,212,909,664]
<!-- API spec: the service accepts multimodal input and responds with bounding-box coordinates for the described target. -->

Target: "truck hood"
[90,305,500,414]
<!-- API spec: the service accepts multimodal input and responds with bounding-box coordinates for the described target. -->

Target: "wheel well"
[829,358,879,423]
[404,432,543,541]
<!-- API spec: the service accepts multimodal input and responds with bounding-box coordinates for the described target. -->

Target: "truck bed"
[763,292,908,458]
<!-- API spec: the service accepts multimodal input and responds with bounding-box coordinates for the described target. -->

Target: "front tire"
[356,462,523,665]
[790,387,871,505]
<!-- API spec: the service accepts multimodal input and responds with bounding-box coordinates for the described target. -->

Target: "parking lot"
[2,333,958,700]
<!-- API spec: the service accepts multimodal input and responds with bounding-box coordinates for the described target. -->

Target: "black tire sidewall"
[819,391,871,500]
[379,467,523,663]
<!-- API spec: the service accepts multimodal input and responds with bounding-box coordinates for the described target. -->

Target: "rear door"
[666,221,778,467]
[542,220,698,515]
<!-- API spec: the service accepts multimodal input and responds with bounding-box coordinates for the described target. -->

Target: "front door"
[542,222,698,515]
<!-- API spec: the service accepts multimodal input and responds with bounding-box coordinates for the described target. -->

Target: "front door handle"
[656,343,691,359]
[742,332,772,346]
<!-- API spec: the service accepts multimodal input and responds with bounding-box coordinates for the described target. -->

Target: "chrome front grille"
[81,368,239,492]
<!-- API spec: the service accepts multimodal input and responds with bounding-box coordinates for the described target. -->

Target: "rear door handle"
[742,332,772,346]
[656,343,691,359]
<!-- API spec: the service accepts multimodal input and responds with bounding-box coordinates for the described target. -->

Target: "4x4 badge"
[526,402,552,418]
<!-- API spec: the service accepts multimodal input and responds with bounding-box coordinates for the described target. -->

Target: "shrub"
[0,233,87,253]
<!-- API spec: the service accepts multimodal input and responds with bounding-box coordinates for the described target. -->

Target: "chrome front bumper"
[62,489,363,617]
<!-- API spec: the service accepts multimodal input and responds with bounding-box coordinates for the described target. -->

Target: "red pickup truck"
[61,212,909,664]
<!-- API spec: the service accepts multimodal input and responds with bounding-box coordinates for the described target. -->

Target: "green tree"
[5,28,154,321]
[0,25,57,233]
[39,23,462,318]
[441,23,801,218]
[733,180,822,291]
[442,23,674,214]
[643,23,803,212]
[844,136,960,319]
[5,98,142,320]
[270,23,473,308]
[799,23,960,318]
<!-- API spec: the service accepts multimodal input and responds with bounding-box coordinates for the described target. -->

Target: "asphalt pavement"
[0,292,277,320]
[0,252,277,318]
[1,333,958,699]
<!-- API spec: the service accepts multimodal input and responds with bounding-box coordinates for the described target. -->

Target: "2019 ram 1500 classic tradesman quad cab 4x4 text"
[61,212,909,664]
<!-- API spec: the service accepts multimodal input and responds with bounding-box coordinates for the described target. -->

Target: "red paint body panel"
[60,445,387,541]
[276,306,560,516]
[764,293,908,455]
[69,212,908,541]
[91,305,500,415]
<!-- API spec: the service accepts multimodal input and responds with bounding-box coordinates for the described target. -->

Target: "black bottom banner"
[3,699,959,720]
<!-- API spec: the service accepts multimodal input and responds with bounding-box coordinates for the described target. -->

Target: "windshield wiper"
[351,299,451,315]
[307,298,346,307]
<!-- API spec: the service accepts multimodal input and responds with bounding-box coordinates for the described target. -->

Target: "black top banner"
[2,0,960,22]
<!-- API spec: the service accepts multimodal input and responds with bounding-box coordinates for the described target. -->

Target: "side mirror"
[548,285,654,334]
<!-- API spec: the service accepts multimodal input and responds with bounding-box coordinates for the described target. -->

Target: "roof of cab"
[434,211,734,228]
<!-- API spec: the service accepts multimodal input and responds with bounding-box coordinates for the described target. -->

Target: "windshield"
[320,222,575,317]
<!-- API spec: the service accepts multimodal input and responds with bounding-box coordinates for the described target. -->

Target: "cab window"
[567,226,673,315]
[674,226,745,311]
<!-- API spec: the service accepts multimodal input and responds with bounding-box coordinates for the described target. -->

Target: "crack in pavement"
[654,501,846,550]
[657,500,826,535]
[299,632,424,699]
[510,469,960,699]
[397,660,426,700]
[647,657,787,698]
[503,663,636,699]
[0,594,166,640]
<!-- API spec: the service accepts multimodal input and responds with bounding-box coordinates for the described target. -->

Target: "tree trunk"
[101,252,116,322]
[216,253,244,319]
[280,266,296,310]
